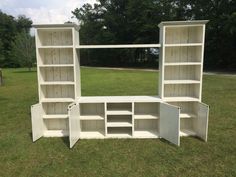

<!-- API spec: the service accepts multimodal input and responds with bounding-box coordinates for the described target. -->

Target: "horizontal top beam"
[76,44,160,49]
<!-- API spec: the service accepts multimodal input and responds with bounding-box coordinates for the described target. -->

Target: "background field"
[0,68,236,177]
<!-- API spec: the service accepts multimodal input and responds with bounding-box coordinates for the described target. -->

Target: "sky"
[0,0,96,24]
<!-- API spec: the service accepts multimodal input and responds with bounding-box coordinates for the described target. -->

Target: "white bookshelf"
[31,21,209,148]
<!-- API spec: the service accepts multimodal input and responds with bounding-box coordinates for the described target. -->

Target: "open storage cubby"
[180,118,196,136]
[107,103,132,115]
[164,84,200,98]
[165,46,202,64]
[107,115,132,127]
[38,48,73,65]
[164,65,201,81]
[37,29,73,46]
[107,127,132,138]
[39,67,74,82]
[134,119,159,138]
[134,102,159,119]
[80,120,105,138]
[165,26,203,44]
[80,103,105,120]
[40,85,74,99]
[168,102,198,118]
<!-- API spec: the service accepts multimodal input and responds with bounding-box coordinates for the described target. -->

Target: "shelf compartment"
[165,26,203,44]
[80,103,105,119]
[107,115,132,127]
[164,84,200,98]
[37,28,73,46]
[179,118,196,137]
[164,80,200,84]
[165,46,202,63]
[165,43,202,47]
[38,48,73,65]
[164,97,199,102]
[168,102,198,119]
[133,130,159,138]
[40,85,74,99]
[42,102,69,114]
[164,62,201,66]
[81,120,105,138]
[43,119,68,133]
[39,67,74,82]
[107,103,132,115]
[180,129,196,137]
[180,113,197,118]
[44,130,69,137]
[40,81,74,85]
[107,127,132,138]
[43,114,68,119]
[38,64,74,67]
[164,65,201,81]
[134,102,159,119]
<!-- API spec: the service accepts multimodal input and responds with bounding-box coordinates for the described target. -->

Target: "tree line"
[72,0,236,70]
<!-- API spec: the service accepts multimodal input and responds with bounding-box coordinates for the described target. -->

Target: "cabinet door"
[68,103,80,148]
[31,103,44,142]
[196,102,209,141]
[160,103,180,146]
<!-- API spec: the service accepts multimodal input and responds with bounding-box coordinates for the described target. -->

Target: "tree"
[11,30,36,71]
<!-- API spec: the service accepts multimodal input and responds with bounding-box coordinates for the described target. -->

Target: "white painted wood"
[164,62,201,66]
[134,114,159,119]
[77,44,161,49]
[180,129,196,136]
[40,81,74,85]
[80,115,104,120]
[164,97,199,102]
[41,98,74,102]
[195,102,209,141]
[133,130,159,138]
[31,103,44,142]
[44,130,69,137]
[160,103,180,146]
[164,80,200,84]
[43,114,68,119]
[180,113,196,118]
[68,103,80,148]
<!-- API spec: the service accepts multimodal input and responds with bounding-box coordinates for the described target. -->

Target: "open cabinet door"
[160,103,180,146]
[196,102,209,141]
[68,103,80,148]
[31,103,44,142]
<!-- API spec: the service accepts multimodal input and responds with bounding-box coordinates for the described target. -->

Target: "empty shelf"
[44,130,69,137]
[38,64,74,67]
[38,46,73,49]
[80,131,105,139]
[165,43,202,47]
[134,114,159,119]
[41,98,74,103]
[180,129,196,137]
[107,133,132,138]
[164,80,200,84]
[133,130,159,138]
[40,81,74,85]
[107,122,132,127]
[106,110,132,115]
[43,114,68,119]
[180,113,196,118]
[80,115,104,120]
[164,97,199,102]
[164,62,201,66]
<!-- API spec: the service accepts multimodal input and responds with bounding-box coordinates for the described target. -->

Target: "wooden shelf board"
[43,114,68,119]
[164,80,200,84]
[76,44,161,49]
[41,98,74,103]
[133,130,159,138]
[164,62,201,66]
[164,97,199,102]
[180,113,197,118]
[180,129,196,137]
[106,110,132,115]
[80,115,104,120]
[107,122,132,127]
[165,43,202,47]
[106,133,132,138]
[38,46,73,49]
[134,114,159,119]
[40,81,74,85]
[38,64,74,67]
[44,130,69,137]
[80,131,105,139]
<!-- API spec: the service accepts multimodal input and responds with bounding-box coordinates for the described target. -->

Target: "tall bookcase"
[31,21,209,148]
[32,24,80,138]
[159,21,209,145]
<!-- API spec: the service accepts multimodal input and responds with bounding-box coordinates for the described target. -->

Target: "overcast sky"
[0,0,96,24]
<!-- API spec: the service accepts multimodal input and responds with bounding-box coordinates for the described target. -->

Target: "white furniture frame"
[31,20,209,148]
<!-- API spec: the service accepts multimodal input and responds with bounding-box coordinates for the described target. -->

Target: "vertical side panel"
[68,103,80,148]
[160,103,180,146]
[31,103,44,142]
[196,102,209,141]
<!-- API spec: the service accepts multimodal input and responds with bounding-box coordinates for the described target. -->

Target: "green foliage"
[0,68,236,176]
[72,0,236,70]
[10,30,36,70]
[0,10,32,68]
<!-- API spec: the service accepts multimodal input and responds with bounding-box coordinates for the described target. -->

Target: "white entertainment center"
[31,20,209,148]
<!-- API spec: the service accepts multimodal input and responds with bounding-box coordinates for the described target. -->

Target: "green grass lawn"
[0,68,236,177]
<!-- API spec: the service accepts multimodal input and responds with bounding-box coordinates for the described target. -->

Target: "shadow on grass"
[61,137,70,148]
[13,70,36,73]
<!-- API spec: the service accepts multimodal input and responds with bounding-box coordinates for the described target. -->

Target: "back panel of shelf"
[40,85,75,99]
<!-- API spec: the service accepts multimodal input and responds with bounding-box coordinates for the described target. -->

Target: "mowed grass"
[0,67,236,177]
